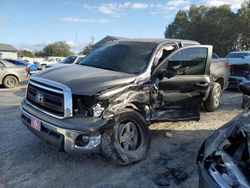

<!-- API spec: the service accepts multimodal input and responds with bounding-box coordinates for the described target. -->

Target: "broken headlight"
[92,103,105,117]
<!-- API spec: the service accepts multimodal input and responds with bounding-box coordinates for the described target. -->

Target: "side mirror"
[239,82,250,96]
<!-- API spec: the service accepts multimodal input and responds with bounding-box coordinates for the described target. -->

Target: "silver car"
[0,59,28,88]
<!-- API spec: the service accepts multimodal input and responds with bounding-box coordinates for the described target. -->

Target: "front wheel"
[203,82,222,112]
[101,109,150,165]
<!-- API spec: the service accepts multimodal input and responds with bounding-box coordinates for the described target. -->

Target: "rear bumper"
[19,74,29,82]
[21,99,113,155]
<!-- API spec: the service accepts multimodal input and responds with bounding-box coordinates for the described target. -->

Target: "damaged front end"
[197,115,250,188]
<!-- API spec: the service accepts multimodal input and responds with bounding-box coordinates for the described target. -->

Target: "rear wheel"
[101,109,150,165]
[203,82,222,112]
[3,75,18,88]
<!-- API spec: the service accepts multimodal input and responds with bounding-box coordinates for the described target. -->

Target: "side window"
[56,58,62,62]
[167,48,208,75]
[75,57,84,64]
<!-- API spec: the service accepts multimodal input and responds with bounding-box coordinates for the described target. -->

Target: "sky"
[0,0,246,52]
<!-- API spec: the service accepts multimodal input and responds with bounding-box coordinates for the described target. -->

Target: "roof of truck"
[115,38,200,45]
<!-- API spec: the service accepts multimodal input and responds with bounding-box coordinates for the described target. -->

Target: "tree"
[79,43,94,55]
[43,41,73,56]
[165,5,239,56]
[18,50,33,57]
[34,50,45,57]
[238,0,250,50]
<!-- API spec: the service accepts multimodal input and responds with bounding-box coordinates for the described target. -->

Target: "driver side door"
[152,45,212,121]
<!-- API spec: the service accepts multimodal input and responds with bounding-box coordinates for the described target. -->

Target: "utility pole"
[91,35,94,45]
[74,30,79,54]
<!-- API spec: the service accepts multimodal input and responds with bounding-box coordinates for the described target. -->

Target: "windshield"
[225,52,250,58]
[61,56,77,64]
[79,42,156,74]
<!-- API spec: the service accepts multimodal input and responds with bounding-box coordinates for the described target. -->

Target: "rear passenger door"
[152,45,212,121]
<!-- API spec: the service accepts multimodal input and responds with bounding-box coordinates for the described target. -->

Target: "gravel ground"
[0,84,243,188]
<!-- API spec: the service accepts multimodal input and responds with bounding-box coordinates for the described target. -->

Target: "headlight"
[92,103,105,117]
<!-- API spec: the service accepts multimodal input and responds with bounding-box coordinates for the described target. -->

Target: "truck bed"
[210,58,230,90]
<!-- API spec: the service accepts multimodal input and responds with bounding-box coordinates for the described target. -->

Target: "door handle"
[196,82,209,87]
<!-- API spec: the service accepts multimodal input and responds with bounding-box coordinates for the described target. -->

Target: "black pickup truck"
[21,39,229,165]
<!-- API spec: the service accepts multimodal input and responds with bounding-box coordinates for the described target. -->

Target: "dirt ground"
[0,84,243,188]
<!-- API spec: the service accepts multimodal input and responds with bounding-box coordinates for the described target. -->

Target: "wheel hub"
[118,122,139,152]
[213,87,221,106]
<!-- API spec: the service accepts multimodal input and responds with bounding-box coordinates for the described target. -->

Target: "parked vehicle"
[0,59,28,88]
[27,64,40,75]
[20,39,228,165]
[197,81,250,188]
[225,51,250,65]
[224,52,250,90]
[227,63,250,90]
[60,55,85,64]
[36,56,64,69]
[46,55,86,68]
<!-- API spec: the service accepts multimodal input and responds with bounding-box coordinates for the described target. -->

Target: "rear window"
[4,59,28,66]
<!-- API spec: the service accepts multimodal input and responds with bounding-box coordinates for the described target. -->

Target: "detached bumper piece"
[197,122,250,188]
[21,107,101,155]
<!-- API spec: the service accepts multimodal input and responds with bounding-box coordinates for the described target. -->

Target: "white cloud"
[81,0,244,20]
[167,0,190,7]
[203,0,245,10]
[84,2,154,17]
[131,3,150,9]
[59,17,111,24]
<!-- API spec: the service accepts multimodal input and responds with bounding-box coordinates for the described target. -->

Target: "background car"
[225,51,250,65]
[60,55,85,64]
[36,56,64,69]
[0,59,28,88]
[27,63,40,75]
[225,52,250,90]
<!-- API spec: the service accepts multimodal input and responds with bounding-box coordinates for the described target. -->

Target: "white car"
[225,51,250,65]
[60,55,85,65]
[37,57,64,69]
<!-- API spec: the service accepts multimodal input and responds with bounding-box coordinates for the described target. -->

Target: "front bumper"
[21,99,113,155]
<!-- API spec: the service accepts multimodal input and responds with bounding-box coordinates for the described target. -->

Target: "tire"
[203,82,222,112]
[3,75,18,88]
[101,109,150,165]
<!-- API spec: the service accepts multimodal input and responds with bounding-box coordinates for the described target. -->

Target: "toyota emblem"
[36,92,44,105]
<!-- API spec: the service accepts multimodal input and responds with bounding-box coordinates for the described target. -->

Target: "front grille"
[26,81,65,117]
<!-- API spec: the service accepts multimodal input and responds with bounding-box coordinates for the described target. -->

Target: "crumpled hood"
[34,64,137,95]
